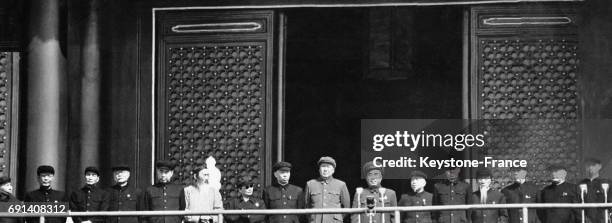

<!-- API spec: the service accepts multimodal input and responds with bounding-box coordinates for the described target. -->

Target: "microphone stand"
[580,184,587,223]
[379,187,386,223]
[602,183,609,223]
[356,187,363,223]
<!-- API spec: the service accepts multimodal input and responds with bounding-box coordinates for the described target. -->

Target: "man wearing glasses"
[225,179,267,223]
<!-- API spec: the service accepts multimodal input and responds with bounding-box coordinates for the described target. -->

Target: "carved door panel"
[155,10,274,198]
[0,52,18,183]
[468,5,581,186]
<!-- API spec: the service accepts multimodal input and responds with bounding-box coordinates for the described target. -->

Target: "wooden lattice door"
[155,10,274,199]
[468,4,581,187]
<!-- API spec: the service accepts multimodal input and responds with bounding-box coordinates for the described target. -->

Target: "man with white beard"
[398,170,434,223]
[351,161,397,223]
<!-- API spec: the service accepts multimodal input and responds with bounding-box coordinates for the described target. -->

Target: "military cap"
[547,164,567,172]
[273,161,292,172]
[156,160,175,171]
[111,165,131,172]
[362,161,384,176]
[318,156,336,168]
[409,170,427,180]
[585,158,602,166]
[84,166,100,176]
[509,166,528,172]
[0,176,10,185]
[37,165,55,175]
[476,168,492,179]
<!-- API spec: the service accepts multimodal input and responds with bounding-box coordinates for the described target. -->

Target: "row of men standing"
[0,157,609,223]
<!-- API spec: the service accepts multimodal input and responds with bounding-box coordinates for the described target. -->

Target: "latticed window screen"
[156,11,274,199]
[470,6,580,187]
[0,52,17,178]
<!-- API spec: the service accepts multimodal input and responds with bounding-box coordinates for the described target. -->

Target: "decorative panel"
[0,52,18,179]
[156,11,273,199]
[470,5,580,188]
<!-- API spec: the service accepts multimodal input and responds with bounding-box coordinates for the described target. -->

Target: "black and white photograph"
[1,0,612,222]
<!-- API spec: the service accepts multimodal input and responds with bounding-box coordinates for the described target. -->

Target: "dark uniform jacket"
[24,186,68,223]
[69,184,110,223]
[398,190,434,223]
[108,184,143,223]
[304,177,351,223]
[351,187,397,223]
[143,183,183,223]
[579,177,611,223]
[263,183,304,223]
[501,182,540,223]
[225,197,267,223]
[538,182,580,223]
[470,189,508,223]
[433,180,472,223]
[0,189,21,223]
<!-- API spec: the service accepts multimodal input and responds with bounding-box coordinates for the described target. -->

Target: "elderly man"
[579,158,610,223]
[69,167,110,223]
[538,165,580,223]
[304,156,350,223]
[501,167,540,223]
[180,165,224,223]
[398,170,434,223]
[143,160,183,223]
[351,161,397,223]
[108,165,143,223]
[432,167,471,223]
[24,165,67,223]
[263,161,304,223]
[469,168,507,223]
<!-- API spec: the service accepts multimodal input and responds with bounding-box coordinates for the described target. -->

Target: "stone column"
[80,0,101,171]
[24,0,68,191]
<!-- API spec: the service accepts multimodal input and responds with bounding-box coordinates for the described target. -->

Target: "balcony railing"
[0,203,611,223]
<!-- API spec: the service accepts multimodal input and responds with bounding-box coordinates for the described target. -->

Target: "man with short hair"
[108,165,143,223]
[469,168,507,223]
[432,167,472,223]
[501,167,540,223]
[143,160,183,223]
[538,165,580,223]
[69,167,110,223]
[351,161,397,223]
[0,176,20,223]
[24,165,67,223]
[304,156,350,223]
[263,161,304,223]
[225,179,267,223]
[579,158,610,223]
[398,170,434,223]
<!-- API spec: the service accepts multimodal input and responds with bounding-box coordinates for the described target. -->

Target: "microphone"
[356,187,363,223]
[579,184,588,199]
